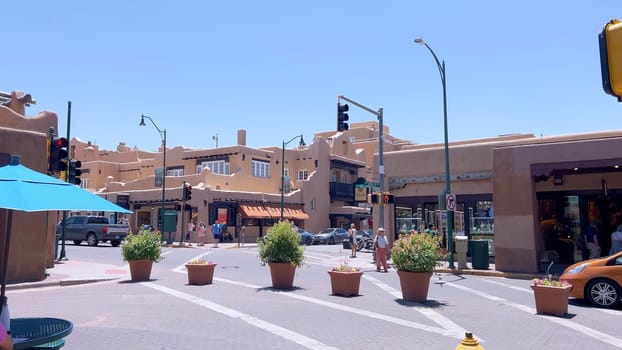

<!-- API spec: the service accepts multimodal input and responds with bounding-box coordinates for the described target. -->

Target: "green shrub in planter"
[258,222,305,267]
[121,232,163,262]
[391,233,447,272]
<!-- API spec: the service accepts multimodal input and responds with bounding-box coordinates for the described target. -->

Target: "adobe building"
[4,87,622,282]
[383,131,622,273]
[0,91,59,283]
[81,117,622,274]
[72,123,398,243]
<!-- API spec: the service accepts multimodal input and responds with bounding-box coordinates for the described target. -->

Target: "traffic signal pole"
[58,101,72,261]
[337,95,385,232]
[180,181,186,246]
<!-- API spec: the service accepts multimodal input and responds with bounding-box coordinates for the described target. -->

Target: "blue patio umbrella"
[0,155,132,323]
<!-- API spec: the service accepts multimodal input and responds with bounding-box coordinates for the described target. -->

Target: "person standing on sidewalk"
[348,223,358,258]
[212,221,221,248]
[375,227,389,272]
[584,220,601,259]
[187,220,195,246]
[609,224,622,255]
[197,221,207,246]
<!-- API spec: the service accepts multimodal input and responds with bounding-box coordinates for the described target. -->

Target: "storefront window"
[469,200,494,234]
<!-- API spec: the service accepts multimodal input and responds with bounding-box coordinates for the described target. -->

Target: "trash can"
[470,240,489,269]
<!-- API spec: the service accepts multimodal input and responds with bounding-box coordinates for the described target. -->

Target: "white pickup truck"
[56,215,130,247]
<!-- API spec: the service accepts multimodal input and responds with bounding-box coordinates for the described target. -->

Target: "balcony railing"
[329,182,354,202]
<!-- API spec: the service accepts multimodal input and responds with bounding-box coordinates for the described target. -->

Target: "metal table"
[11,317,72,350]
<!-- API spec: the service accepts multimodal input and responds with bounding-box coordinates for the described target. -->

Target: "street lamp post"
[281,135,305,221]
[140,114,167,232]
[414,37,455,269]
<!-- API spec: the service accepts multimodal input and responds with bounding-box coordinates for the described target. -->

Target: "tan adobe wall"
[0,102,58,282]
[493,133,622,273]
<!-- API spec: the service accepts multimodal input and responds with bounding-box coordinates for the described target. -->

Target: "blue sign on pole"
[155,167,163,187]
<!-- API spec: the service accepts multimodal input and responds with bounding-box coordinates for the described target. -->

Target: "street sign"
[446,193,456,211]
[155,167,163,187]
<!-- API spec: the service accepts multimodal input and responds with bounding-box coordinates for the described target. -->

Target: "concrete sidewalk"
[7,260,129,291]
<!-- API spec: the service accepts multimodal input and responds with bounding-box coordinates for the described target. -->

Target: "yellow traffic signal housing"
[600,19,622,101]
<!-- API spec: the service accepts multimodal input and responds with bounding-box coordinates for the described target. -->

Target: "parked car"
[313,228,348,245]
[296,228,314,245]
[560,251,622,309]
[56,215,130,247]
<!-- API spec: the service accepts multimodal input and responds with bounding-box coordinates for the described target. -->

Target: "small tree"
[121,232,163,262]
[258,222,305,267]
[391,233,447,272]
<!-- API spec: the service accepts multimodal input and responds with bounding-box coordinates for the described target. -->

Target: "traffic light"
[383,193,394,204]
[68,159,82,185]
[337,103,349,131]
[370,193,379,203]
[599,19,622,101]
[48,137,68,173]
[183,182,192,201]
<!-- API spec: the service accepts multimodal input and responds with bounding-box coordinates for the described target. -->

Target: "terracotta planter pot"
[128,259,154,282]
[328,270,363,297]
[186,263,217,285]
[531,284,573,316]
[268,262,296,289]
[397,270,433,302]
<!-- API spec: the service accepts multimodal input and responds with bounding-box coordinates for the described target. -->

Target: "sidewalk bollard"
[455,332,484,350]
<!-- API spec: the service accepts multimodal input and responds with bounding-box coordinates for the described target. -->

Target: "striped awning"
[264,206,309,220]
[240,204,309,220]
[239,204,271,219]
[284,207,309,220]
[264,206,281,218]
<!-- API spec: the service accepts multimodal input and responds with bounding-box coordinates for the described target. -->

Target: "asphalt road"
[7,243,622,349]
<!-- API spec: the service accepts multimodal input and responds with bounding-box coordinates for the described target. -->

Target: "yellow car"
[560,251,622,309]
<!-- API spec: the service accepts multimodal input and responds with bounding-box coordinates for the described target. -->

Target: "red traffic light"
[48,137,69,173]
[183,183,192,200]
[51,137,68,148]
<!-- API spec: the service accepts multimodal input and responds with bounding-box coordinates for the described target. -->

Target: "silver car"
[313,228,348,245]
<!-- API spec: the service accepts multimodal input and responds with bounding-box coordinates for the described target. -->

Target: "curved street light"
[414,37,455,269]
[140,114,167,232]
[281,135,305,221]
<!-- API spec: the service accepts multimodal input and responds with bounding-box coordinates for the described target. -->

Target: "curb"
[435,267,535,280]
[6,277,120,291]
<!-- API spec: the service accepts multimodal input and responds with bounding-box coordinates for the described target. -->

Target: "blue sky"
[2,1,620,152]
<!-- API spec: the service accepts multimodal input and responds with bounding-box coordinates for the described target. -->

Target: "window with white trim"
[168,168,184,177]
[196,160,230,175]
[298,169,308,180]
[252,159,270,178]
[284,168,290,177]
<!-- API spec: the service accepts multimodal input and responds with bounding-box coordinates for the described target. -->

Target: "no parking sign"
[446,193,456,211]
